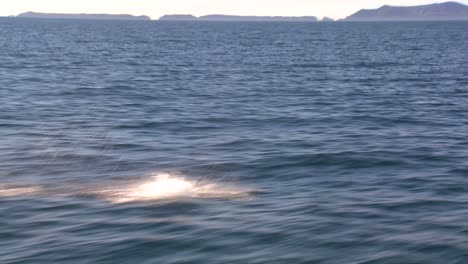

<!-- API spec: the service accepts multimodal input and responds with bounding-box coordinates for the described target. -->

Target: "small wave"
[96,173,251,204]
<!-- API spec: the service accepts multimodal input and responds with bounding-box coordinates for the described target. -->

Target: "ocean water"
[1,18,468,263]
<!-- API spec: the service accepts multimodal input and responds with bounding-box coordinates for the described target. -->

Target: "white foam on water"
[97,173,251,204]
[0,184,42,197]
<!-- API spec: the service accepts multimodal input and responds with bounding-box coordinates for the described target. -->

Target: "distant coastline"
[16,12,150,21]
[344,2,468,21]
[11,2,468,22]
[159,15,319,22]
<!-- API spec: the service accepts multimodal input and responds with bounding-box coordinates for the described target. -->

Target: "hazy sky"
[2,0,468,19]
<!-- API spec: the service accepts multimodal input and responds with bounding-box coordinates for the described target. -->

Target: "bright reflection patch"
[99,173,250,203]
[0,185,42,197]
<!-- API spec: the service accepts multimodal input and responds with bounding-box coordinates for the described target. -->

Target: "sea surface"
[1,18,468,263]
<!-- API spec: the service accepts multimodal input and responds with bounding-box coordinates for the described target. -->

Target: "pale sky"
[2,0,468,20]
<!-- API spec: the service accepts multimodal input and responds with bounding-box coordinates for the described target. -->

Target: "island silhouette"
[159,15,318,22]
[13,2,468,22]
[17,12,150,21]
[345,1,468,21]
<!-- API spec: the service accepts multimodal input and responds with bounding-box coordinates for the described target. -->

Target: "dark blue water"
[1,18,468,263]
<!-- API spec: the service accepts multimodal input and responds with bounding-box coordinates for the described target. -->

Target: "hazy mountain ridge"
[17,12,150,21]
[13,2,468,22]
[345,1,468,21]
[159,15,197,21]
[160,14,318,22]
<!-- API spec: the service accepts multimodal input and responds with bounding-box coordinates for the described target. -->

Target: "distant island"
[159,15,318,22]
[159,15,197,21]
[14,2,468,23]
[17,12,150,21]
[345,1,468,21]
[321,17,335,22]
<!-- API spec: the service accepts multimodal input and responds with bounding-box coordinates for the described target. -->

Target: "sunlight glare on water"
[102,173,250,203]
[0,185,42,197]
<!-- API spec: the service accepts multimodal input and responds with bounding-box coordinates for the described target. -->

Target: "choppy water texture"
[1,18,468,263]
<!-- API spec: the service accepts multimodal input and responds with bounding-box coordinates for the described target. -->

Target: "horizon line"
[8,1,468,21]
